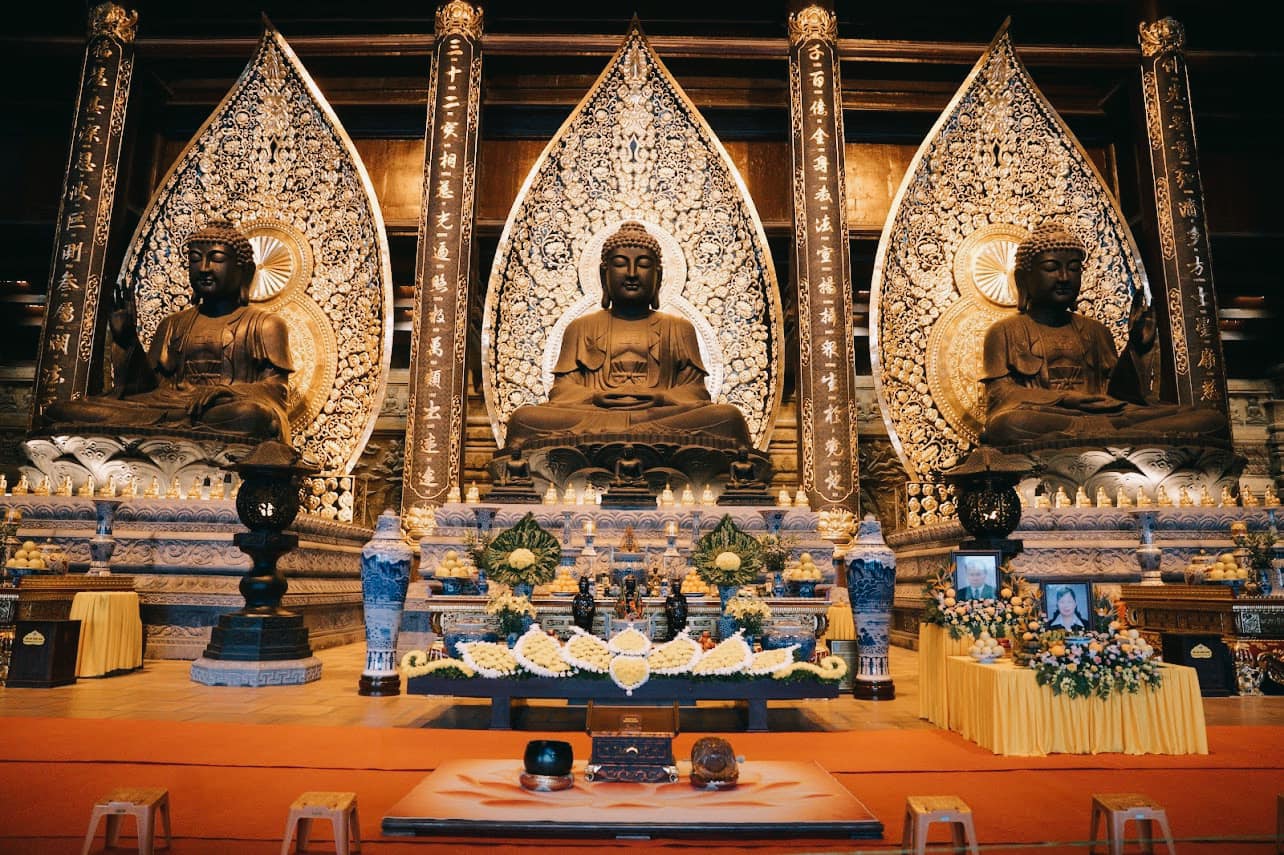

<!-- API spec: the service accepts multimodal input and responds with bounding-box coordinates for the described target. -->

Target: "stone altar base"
[1007,442,1244,506]
[885,507,1277,650]
[382,759,882,839]
[189,655,322,687]
[3,496,369,659]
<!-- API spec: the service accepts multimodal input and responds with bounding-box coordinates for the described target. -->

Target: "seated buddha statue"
[44,221,293,442]
[980,224,1227,446]
[503,221,751,451]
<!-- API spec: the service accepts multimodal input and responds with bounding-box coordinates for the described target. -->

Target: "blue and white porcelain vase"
[845,514,896,700]
[359,510,413,696]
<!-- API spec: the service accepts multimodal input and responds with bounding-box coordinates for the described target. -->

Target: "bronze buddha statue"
[980,224,1227,446]
[45,221,293,442]
[502,221,751,452]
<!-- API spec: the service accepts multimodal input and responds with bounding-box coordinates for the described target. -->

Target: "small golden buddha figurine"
[1219,486,1235,508]
[1178,487,1194,507]
[1242,485,1260,507]
[1266,485,1280,508]
[680,485,695,506]
[97,475,117,498]
[660,483,675,506]
[446,485,462,503]
[1136,488,1152,507]
[0,474,6,495]
[1116,487,1132,508]
[794,489,808,509]
[777,487,792,507]
[542,483,559,504]
[36,476,53,496]
[167,476,182,499]
[465,483,480,503]
[1198,485,1215,507]
[1035,490,1052,509]
[1095,486,1111,508]
[562,485,576,504]
[76,477,94,497]
[210,477,225,500]
[187,478,202,500]
[701,484,714,504]
[144,476,161,498]
[1075,486,1092,508]
[1054,486,1071,508]
[1156,485,1172,507]
[12,474,28,495]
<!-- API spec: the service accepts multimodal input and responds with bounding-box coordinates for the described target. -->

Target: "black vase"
[664,591,689,640]
[572,576,596,632]
[524,739,573,776]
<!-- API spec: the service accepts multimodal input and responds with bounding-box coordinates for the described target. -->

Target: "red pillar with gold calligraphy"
[787,2,860,515]
[1137,15,1229,414]
[30,2,137,425]
[402,0,484,514]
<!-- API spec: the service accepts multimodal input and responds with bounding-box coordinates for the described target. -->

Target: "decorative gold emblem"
[1138,17,1185,58]
[116,25,393,475]
[435,0,483,40]
[22,630,46,646]
[788,5,838,45]
[89,2,138,44]
[482,22,783,449]
[870,24,1148,479]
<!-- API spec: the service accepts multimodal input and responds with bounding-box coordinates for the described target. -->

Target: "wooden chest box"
[584,702,679,784]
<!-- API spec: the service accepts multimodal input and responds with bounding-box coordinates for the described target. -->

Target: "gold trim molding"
[436,0,483,40]
[1139,17,1186,58]
[89,2,138,44]
[788,5,838,46]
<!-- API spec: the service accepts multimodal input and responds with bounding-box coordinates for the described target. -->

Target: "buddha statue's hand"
[188,385,237,414]
[1060,392,1127,413]
[1127,290,1157,354]
[592,391,661,410]
[108,304,138,348]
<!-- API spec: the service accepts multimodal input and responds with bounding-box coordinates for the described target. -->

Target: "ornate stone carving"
[89,2,138,43]
[787,5,838,45]
[435,0,483,40]
[1138,17,1185,58]
[871,25,1148,480]
[116,26,392,475]
[483,22,783,451]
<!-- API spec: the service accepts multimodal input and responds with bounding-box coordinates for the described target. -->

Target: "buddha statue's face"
[1017,249,1084,313]
[601,243,661,312]
[188,240,249,306]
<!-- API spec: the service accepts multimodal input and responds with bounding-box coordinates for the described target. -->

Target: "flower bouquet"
[693,515,763,589]
[725,593,772,638]
[485,590,536,635]
[482,512,560,590]
[1031,627,1161,700]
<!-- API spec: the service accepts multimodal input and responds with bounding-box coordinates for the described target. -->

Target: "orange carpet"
[1,717,1281,853]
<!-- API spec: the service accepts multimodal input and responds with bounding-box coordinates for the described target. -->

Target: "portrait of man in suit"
[954,554,998,601]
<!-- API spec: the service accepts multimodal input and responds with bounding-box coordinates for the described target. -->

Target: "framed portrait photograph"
[951,550,1002,601]
[1042,581,1093,633]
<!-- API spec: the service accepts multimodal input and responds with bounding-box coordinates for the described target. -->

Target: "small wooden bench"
[901,795,979,855]
[282,791,361,855]
[1088,793,1175,855]
[82,787,172,855]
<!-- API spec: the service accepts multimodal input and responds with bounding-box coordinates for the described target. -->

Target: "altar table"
[944,656,1207,756]
[69,591,143,678]
[917,624,973,726]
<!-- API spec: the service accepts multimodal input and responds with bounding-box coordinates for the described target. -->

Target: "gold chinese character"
[814,214,832,233]
[808,99,826,117]
[814,185,832,203]
[1200,378,1220,401]
[431,274,449,292]
[439,151,457,170]
[809,126,828,146]
[812,154,828,174]
[820,371,837,392]
[62,242,84,263]
[1197,348,1217,370]
[437,180,455,199]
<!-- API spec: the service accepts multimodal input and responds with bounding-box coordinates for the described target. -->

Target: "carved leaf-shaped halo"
[482,21,783,449]
[116,25,393,475]
[869,24,1149,479]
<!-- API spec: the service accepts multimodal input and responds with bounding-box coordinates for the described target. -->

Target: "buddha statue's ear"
[238,260,256,305]
[600,262,611,309]
[1013,268,1030,313]
[650,263,663,310]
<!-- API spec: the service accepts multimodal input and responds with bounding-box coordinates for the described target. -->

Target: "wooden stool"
[81,787,172,855]
[281,791,361,855]
[901,795,980,855]
[1089,793,1176,855]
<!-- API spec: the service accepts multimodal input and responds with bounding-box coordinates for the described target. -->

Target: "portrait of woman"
[1043,583,1091,632]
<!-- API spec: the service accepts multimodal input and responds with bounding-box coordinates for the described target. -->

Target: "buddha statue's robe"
[504,309,751,449]
[981,311,1226,444]
[48,304,293,441]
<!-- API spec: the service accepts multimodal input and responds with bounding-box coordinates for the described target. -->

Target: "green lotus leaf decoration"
[692,515,763,587]
[483,512,561,587]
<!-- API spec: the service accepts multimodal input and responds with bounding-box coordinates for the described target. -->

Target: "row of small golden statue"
[441,480,811,510]
[2,471,235,501]
[1027,483,1279,510]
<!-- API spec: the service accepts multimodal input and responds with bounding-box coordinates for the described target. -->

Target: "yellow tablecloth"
[918,624,973,726]
[822,603,855,642]
[944,656,1207,756]
[69,591,143,678]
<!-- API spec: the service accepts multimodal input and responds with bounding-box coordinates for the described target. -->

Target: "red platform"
[382,758,882,839]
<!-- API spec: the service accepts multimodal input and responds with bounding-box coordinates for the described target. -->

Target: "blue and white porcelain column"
[359,510,414,696]
[845,514,896,700]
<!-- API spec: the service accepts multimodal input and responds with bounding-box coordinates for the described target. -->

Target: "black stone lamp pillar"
[202,440,317,662]
[942,448,1030,563]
